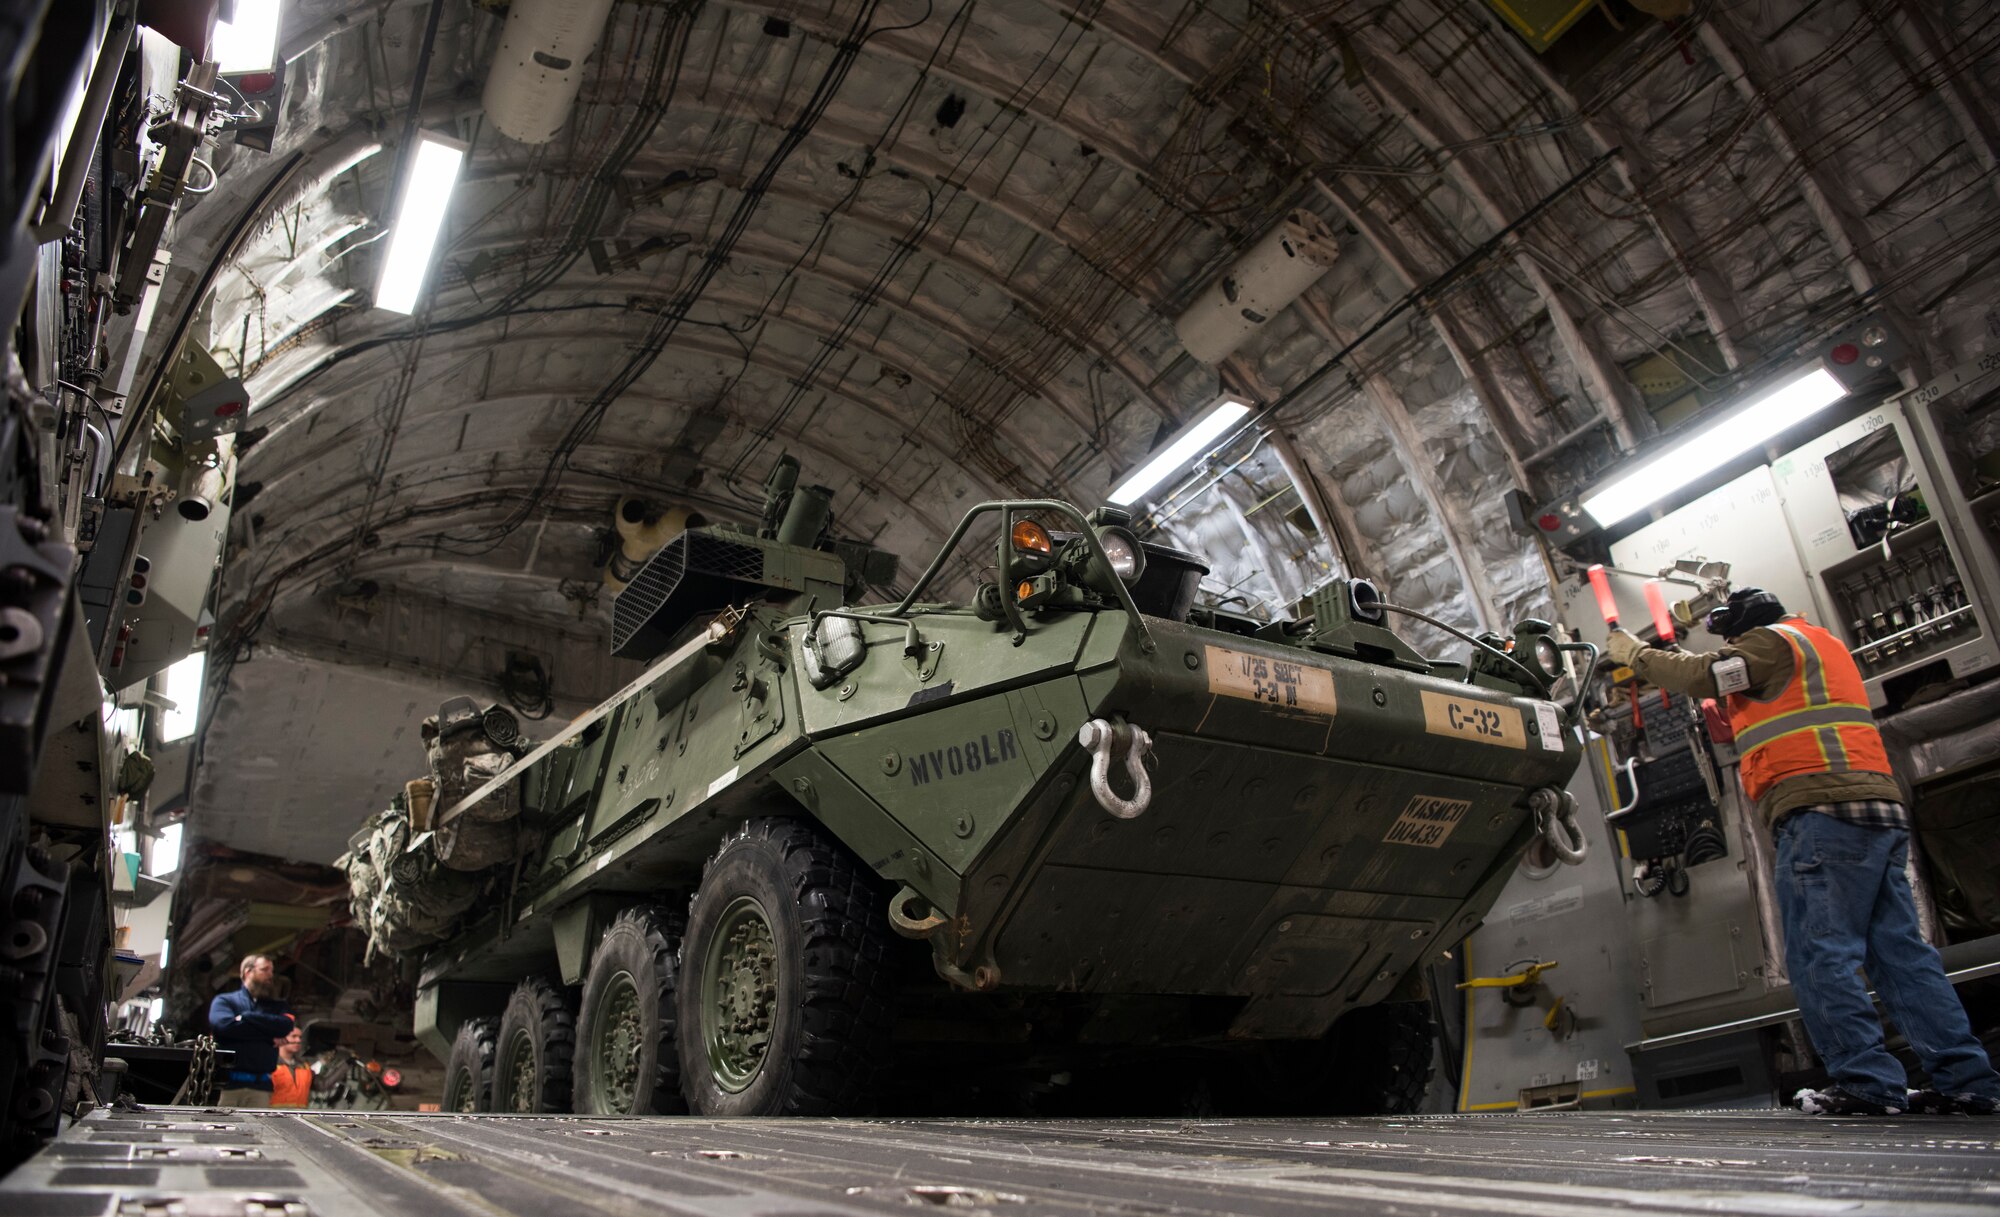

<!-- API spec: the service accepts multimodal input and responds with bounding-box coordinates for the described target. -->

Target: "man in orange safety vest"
[269,1026,312,1109]
[1610,587,1999,1117]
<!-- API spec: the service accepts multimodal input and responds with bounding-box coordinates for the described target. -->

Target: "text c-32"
[1446,702,1505,739]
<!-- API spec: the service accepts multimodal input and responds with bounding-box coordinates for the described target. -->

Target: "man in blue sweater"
[208,954,295,1105]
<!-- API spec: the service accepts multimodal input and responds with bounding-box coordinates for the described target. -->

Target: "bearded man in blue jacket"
[208,954,295,1105]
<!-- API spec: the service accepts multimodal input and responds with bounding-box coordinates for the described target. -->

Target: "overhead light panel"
[1580,366,1846,528]
[213,0,283,73]
[1108,398,1252,506]
[158,651,205,743]
[374,133,466,315]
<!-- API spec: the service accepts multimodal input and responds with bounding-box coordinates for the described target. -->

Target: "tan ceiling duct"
[603,498,706,592]
[1175,209,1341,365]
[481,0,619,145]
[174,456,228,522]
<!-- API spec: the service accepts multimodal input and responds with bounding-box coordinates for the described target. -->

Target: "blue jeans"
[1775,812,2000,1105]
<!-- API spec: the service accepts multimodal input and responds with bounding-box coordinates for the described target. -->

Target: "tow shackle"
[1531,786,1588,865]
[1078,717,1154,820]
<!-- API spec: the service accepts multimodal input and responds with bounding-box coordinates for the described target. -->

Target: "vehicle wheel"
[442,1017,497,1112]
[1323,1001,1437,1115]
[491,977,575,1113]
[676,817,894,1116]
[574,906,686,1115]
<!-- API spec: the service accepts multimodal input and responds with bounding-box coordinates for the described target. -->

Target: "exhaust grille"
[611,532,770,659]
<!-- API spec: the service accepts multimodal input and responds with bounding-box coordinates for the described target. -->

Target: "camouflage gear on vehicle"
[337,798,480,959]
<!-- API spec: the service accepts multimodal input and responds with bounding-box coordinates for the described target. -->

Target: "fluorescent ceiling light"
[374,134,466,315]
[1581,366,1846,528]
[1109,398,1252,506]
[159,652,205,743]
[213,0,283,74]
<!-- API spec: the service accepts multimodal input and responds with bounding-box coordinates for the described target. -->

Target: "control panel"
[1772,401,1999,706]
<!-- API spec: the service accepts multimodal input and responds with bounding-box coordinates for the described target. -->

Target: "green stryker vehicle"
[342,457,1593,1118]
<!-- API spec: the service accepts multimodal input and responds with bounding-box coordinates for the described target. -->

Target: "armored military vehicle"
[341,457,1591,1118]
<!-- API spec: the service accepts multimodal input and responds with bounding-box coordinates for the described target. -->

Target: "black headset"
[1705,587,1786,637]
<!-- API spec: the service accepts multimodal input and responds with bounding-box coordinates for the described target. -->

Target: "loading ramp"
[3,1105,1996,1216]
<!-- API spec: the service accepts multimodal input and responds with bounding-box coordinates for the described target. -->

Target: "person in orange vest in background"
[269,1026,312,1109]
[1609,587,2000,1116]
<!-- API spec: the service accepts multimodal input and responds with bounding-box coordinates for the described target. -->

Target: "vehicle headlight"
[1530,633,1563,682]
[1096,527,1143,583]
[1070,525,1148,599]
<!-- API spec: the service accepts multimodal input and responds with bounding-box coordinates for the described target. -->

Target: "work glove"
[1606,628,1644,668]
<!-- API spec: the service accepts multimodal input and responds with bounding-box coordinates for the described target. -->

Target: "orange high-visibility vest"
[1726,618,1891,802]
[269,1062,312,1108]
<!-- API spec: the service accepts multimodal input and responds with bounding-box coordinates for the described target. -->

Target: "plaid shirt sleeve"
[1802,800,1912,831]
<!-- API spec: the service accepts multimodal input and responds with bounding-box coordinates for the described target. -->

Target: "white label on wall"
[1577,1059,1601,1082]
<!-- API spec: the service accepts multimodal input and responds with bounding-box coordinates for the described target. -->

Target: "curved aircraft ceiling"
[124,0,1999,862]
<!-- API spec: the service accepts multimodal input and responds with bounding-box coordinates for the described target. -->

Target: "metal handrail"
[1602,756,1644,822]
[892,499,1157,654]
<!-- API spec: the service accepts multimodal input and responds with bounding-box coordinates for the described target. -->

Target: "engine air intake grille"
[611,532,771,660]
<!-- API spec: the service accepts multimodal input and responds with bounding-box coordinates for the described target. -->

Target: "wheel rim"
[447,1063,477,1112]
[589,970,644,1113]
[502,1028,537,1112]
[701,895,778,1093]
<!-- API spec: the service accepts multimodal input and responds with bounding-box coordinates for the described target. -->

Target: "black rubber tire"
[442,1017,497,1112]
[491,977,576,1113]
[574,906,686,1115]
[1323,1001,1437,1115]
[676,817,895,1116]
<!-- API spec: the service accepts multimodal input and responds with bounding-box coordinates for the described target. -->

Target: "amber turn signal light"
[1011,519,1052,555]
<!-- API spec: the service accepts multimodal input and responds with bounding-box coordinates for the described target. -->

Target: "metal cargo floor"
[4,1105,1997,1216]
